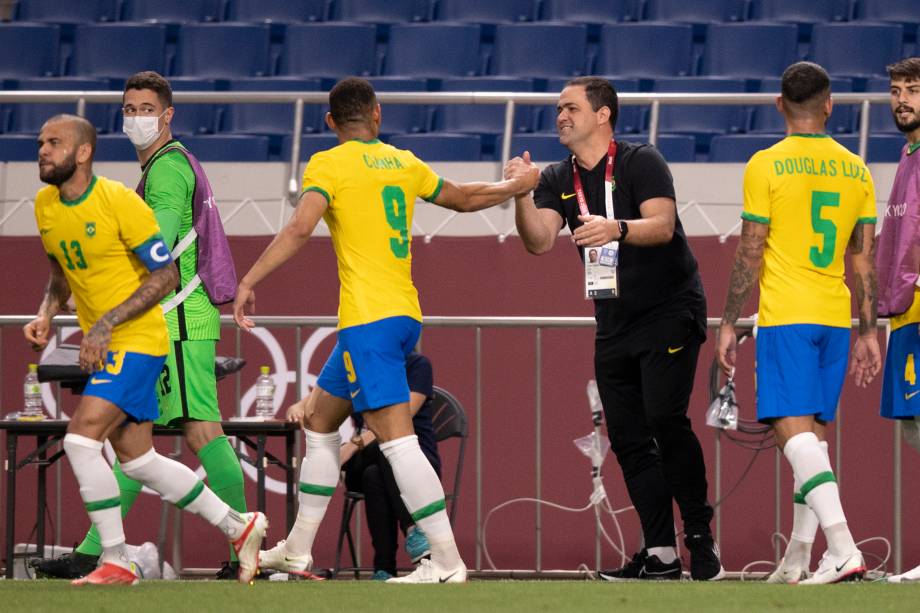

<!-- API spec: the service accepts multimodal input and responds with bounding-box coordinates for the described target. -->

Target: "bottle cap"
[260,366,269,375]
[28,363,38,372]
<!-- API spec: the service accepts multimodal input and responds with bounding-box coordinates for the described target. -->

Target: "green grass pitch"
[2,580,920,612]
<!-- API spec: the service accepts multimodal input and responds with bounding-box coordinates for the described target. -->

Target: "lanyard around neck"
[571,140,617,218]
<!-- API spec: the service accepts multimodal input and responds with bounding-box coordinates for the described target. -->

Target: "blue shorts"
[881,324,920,419]
[316,316,421,412]
[83,350,166,423]
[755,324,849,423]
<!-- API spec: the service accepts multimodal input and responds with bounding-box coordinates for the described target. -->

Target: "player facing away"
[875,57,920,584]
[233,77,539,583]
[716,63,881,584]
[23,115,267,586]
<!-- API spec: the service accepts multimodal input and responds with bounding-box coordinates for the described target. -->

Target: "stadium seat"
[836,134,907,163]
[388,133,482,161]
[11,78,113,135]
[436,77,534,136]
[0,23,60,78]
[177,134,270,161]
[0,134,40,161]
[435,0,538,23]
[863,77,900,134]
[708,134,784,161]
[94,133,140,161]
[631,134,697,162]
[176,23,271,78]
[16,0,119,24]
[122,0,221,23]
[491,24,587,78]
[652,77,747,148]
[280,23,377,79]
[497,133,568,161]
[71,24,167,79]
[540,0,631,23]
[385,24,481,78]
[749,0,849,24]
[541,77,643,134]
[280,133,339,161]
[163,77,219,136]
[331,0,430,23]
[225,77,324,135]
[856,0,917,25]
[640,0,746,23]
[228,0,328,23]
[811,23,903,79]
[751,77,854,135]
[367,77,429,135]
[702,23,798,78]
[596,23,693,78]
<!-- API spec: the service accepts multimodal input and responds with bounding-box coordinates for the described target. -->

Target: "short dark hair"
[123,71,173,108]
[329,77,377,127]
[565,76,618,130]
[781,62,830,105]
[45,113,97,158]
[888,57,920,83]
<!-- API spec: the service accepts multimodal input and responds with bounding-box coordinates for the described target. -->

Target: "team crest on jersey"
[85,222,96,237]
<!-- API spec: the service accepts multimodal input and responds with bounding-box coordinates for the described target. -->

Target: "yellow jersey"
[892,288,920,330]
[302,139,443,329]
[35,175,169,355]
[742,134,877,328]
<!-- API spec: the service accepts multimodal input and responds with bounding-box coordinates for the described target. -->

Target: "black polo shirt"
[533,140,706,342]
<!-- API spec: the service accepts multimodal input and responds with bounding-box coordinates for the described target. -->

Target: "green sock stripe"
[410,498,446,523]
[799,471,837,499]
[299,482,335,497]
[84,496,121,513]
[793,492,806,505]
[175,480,206,509]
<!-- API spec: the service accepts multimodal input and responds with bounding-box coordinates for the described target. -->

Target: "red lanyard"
[571,140,617,217]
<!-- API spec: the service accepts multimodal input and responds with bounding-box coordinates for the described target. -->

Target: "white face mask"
[122,110,167,150]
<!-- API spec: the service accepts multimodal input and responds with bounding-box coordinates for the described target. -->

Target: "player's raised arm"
[24,258,71,351]
[233,190,328,330]
[430,153,539,213]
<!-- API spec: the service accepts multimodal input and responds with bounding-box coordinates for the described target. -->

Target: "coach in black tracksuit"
[508,77,722,581]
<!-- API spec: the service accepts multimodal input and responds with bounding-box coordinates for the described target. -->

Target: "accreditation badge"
[584,242,619,300]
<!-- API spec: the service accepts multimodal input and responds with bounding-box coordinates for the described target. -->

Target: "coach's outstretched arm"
[508,152,563,255]
[432,154,539,213]
[233,191,328,331]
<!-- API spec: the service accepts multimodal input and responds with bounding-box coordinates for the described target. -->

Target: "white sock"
[783,432,856,557]
[380,434,462,570]
[785,441,826,567]
[120,448,243,539]
[63,433,130,570]
[648,546,678,564]
[284,430,340,556]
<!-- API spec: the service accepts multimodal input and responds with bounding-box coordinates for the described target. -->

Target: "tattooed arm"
[23,258,72,351]
[847,222,881,387]
[80,262,178,372]
[716,219,768,375]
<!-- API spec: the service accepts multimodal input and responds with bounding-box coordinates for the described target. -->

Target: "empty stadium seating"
[653,77,748,148]
[176,23,271,78]
[71,23,167,80]
[16,0,119,25]
[11,77,112,134]
[178,134,270,161]
[224,77,324,136]
[165,77,219,136]
[281,23,377,80]
[751,76,854,134]
[389,133,482,161]
[332,0,430,24]
[0,23,60,79]
[641,0,747,22]
[281,133,339,161]
[435,0,538,23]
[540,0,631,23]
[385,24,481,78]
[491,23,587,78]
[497,133,568,162]
[702,23,798,78]
[856,0,918,25]
[864,76,900,134]
[632,134,697,162]
[122,0,221,24]
[596,24,694,78]
[368,77,429,135]
[93,133,140,161]
[811,23,903,79]
[228,0,328,23]
[708,134,783,162]
[749,0,849,25]
[437,77,534,136]
[0,134,41,161]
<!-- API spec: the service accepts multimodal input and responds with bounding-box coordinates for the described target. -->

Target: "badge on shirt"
[585,242,619,299]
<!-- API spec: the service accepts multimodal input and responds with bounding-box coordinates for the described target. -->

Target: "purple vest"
[876,144,920,317]
[136,145,237,306]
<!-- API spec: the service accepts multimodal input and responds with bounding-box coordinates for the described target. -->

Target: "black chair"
[333,385,468,578]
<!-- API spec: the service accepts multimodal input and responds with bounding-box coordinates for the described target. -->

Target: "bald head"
[42,114,97,157]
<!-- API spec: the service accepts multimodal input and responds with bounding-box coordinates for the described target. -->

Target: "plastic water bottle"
[254,366,275,419]
[22,363,44,420]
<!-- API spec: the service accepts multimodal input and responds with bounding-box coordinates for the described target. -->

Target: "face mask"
[122,110,167,149]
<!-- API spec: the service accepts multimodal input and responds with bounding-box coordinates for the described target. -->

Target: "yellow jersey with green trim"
[742,134,877,327]
[34,175,169,355]
[301,139,442,329]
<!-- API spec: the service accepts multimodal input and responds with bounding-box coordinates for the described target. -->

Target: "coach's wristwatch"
[617,219,629,242]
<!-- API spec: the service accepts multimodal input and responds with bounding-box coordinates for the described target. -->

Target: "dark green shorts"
[155,339,220,427]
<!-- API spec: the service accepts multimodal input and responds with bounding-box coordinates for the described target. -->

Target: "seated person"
[290,352,440,580]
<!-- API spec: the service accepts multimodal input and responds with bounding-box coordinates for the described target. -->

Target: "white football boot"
[799,551,865,585]
[888,562,920,583]
[386,558,467,584]
[765,556,809,584]
[258,539,314,577]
